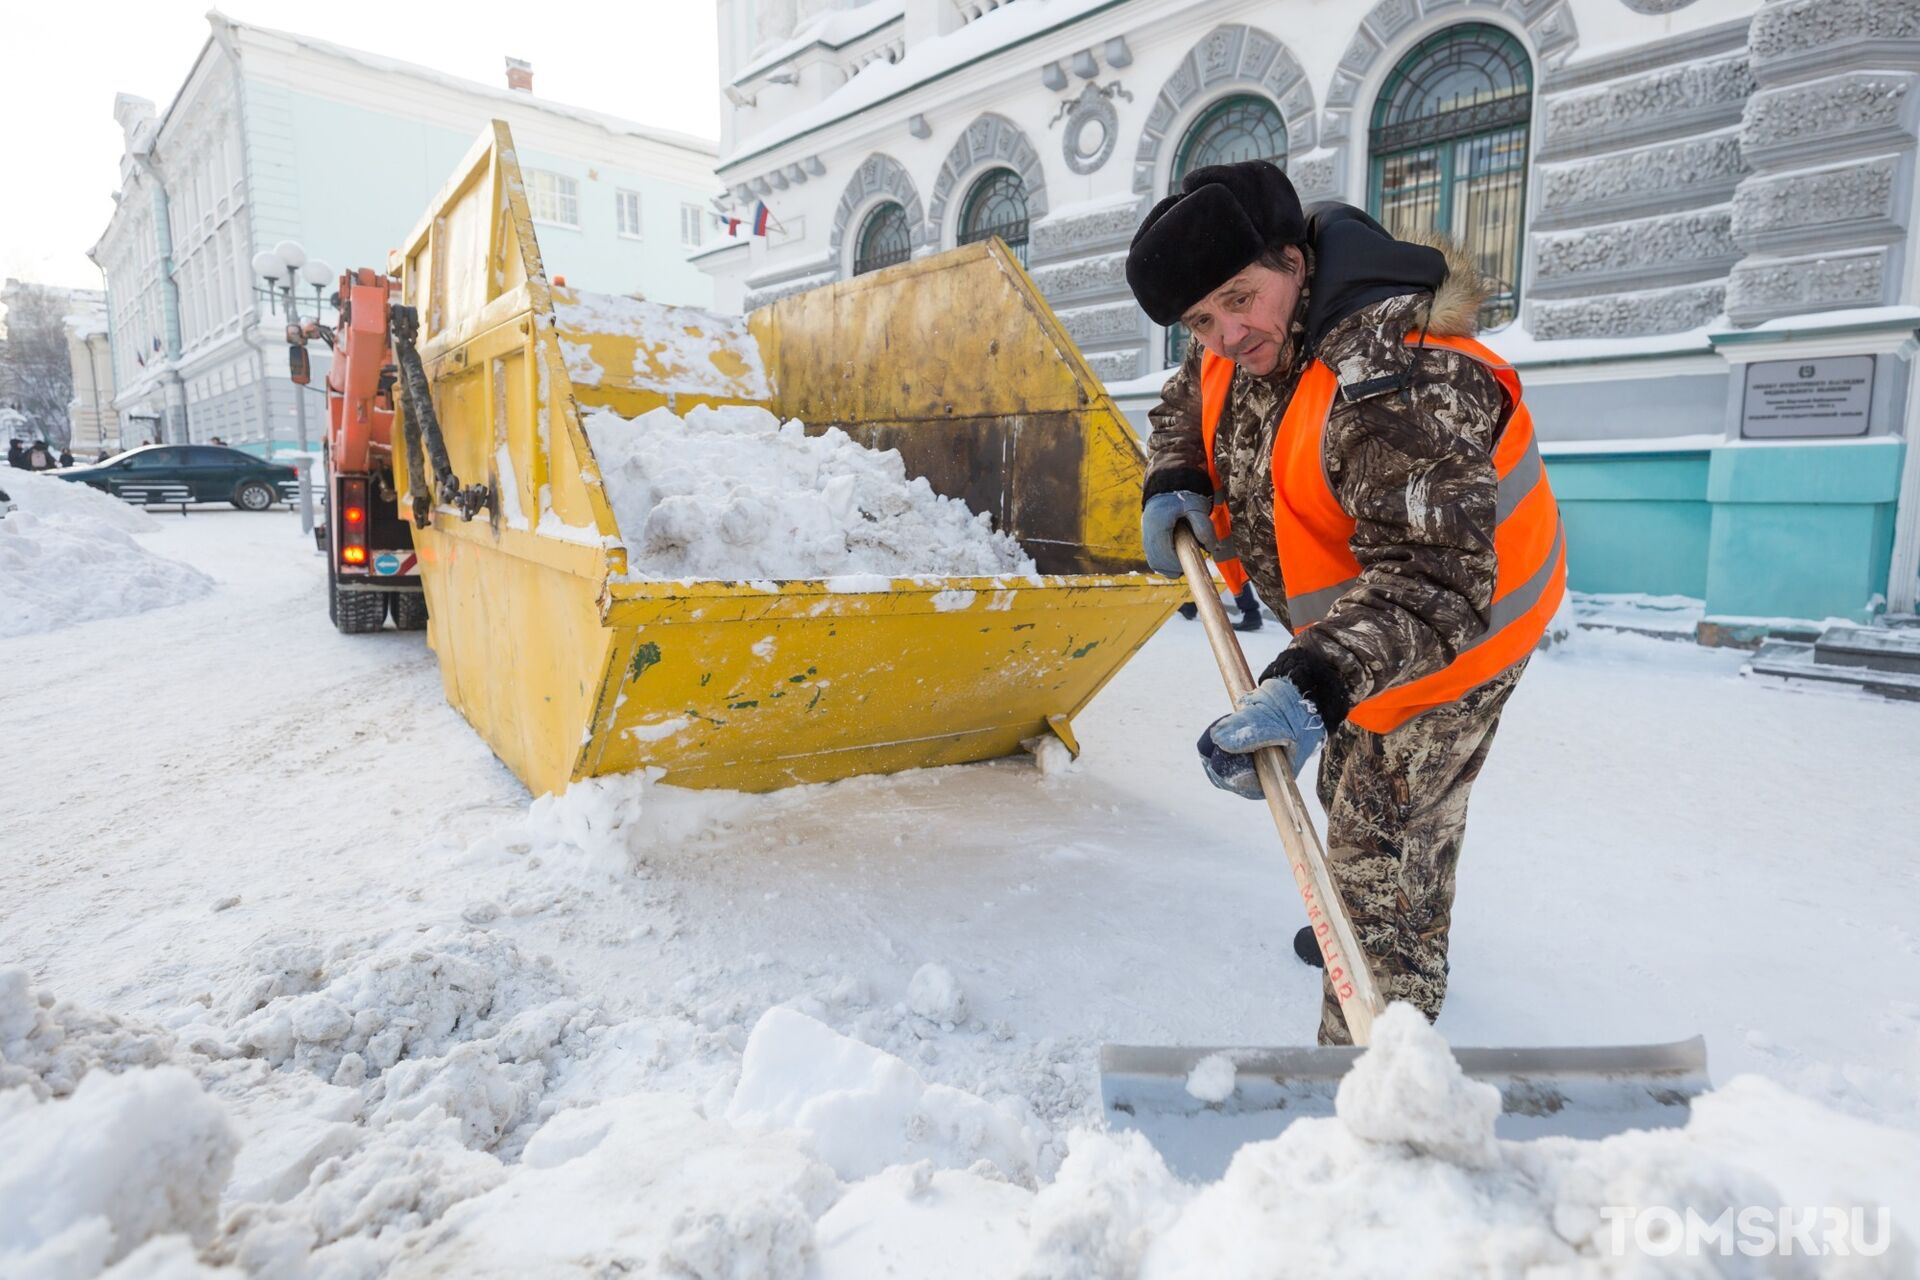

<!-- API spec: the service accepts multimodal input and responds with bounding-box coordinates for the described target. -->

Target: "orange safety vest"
[1197,355,1252,594]
[1200,333,1565,734]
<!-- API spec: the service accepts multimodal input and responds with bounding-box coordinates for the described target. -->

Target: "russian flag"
[752,201,772,236]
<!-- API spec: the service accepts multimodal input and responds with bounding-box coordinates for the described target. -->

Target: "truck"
[296,269,485,634]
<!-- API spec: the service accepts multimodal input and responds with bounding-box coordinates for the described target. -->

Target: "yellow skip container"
[393,122,1183,795]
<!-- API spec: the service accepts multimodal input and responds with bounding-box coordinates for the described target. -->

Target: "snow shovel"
[1099,527,1710,1180]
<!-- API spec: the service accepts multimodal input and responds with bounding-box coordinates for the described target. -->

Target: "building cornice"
[735,8,906,86]
[722,0,1142,172]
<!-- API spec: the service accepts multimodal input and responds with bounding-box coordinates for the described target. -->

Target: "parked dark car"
[56,445,299,510]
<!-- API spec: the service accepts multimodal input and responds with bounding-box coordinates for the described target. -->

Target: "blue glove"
[1141,491,1216,577]
[1195,676,1325,798]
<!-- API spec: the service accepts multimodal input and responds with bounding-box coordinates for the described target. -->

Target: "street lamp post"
[251,240,333,535]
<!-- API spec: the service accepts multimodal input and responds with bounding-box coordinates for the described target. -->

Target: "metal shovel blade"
[1101,1036,1711,1182]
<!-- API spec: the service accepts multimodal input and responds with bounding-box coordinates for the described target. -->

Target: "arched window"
[1165,94,1288,366]
[958,169,1029,265]
[853,201,912,276]
[1368,23,1532,329]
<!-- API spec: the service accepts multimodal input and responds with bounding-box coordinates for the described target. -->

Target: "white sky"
[0,0,722,290]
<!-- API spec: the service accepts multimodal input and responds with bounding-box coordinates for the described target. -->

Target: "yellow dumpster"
[392,122,1183,795]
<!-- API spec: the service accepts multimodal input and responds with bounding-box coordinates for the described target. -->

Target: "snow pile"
[0,473,214,639]
[384,1092,834,1277]
[0,1067,237,1279]
[1333,1003,1501,1166]
[1020,1005,1916,1277]
[0,968,177,1099]
[726,1006,1040,1183]
[0,467,158,533]
[194,929,597,1154]
[582,403,1033,581]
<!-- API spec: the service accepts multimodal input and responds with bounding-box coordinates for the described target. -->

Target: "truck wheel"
[391,591,429,631]
[234,480,276,511]
[328,574,387,634]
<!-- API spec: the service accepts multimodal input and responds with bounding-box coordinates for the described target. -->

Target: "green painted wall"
[1703,441,1904,622]
[1543,440,1905,624]
[1546,451,1711,598]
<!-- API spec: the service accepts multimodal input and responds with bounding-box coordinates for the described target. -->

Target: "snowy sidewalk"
[3,513,1918,1276]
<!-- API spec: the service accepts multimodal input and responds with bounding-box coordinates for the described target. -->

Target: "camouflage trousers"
[1314,660,1526,1046]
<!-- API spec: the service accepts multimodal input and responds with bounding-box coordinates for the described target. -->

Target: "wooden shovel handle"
[1174,527,1383,1046]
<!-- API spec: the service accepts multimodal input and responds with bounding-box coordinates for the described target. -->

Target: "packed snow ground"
[2,513,1918,1277]
[583,403,1035,581]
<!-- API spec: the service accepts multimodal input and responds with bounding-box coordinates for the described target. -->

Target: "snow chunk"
[1334,1002,1500,1168]
[0,1066,238,1276]
[1015,1129,1185,1280]
[907,962,967,1025]
[726,1007,1037,1182]
[1183,1053,1236,1105]
[0,967,176,1100]
[388,1092,835,1277]
[583,404,1032,581]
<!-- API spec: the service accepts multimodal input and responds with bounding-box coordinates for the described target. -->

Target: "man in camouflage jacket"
[1126,160,1530,1046]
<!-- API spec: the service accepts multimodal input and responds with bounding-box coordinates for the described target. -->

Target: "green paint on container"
[629,642,663,680]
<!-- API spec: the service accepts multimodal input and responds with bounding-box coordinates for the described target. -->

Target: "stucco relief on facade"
[1029,202,1141,263]
[1028,251,1129,305]
[1617,0,1700,12]
[1727,248,1889,321]
[1526,281,1725,340]
[828,152,927,270]
[1058,300,1145,346]
[1732,157,1902,246]
[1285,153,1340,204]
[1130,24,1316,197]
[1050,81,1131,176]
[1748,0,1920,72]
[1540,54,1753,158]
[1740,75,1915,163]
[1080,350,1141,383]
[1536,132,1749,225]
[926,113,1049,247]
[1530,208,1740,294]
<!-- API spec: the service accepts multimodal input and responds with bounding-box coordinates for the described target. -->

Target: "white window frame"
[616,189,644,239]
[679,203,704,249]
[527,169,581,229]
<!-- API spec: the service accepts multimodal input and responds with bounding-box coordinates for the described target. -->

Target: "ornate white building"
[92,12,722,453]
[701,0,1920,628]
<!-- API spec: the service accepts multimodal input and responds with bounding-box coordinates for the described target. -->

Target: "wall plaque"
[1740,356,1874,439]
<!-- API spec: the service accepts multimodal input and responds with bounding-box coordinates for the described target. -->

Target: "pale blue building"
[93,13,720,454]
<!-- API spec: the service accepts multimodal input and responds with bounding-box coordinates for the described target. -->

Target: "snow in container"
[389,122,1183,795]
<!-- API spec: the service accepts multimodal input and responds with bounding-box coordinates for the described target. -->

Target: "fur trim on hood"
[1405,229,1492,338]
[1302,203,1492,350]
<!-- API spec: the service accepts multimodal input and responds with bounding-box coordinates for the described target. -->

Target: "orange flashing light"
[342,546,369,565]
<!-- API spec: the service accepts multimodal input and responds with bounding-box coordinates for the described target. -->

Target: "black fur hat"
[1125,160,1307,326]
